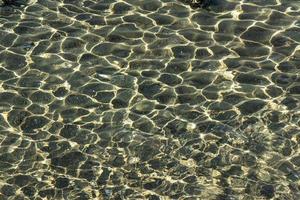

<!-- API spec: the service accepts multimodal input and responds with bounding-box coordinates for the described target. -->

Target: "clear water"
[0,0,300,199]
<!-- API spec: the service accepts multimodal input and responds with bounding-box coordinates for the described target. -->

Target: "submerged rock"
[180,0,212,8]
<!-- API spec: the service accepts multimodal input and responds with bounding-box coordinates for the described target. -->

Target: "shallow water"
[0,0,300,199]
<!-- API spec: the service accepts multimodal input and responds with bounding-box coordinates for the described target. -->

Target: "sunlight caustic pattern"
[0,0,300,199]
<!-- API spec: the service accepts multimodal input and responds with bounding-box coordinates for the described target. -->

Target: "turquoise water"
[0,0,300,199]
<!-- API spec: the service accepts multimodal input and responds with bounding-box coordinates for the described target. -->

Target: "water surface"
[0,0,300,199]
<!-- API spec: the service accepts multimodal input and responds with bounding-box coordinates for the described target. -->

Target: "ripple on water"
[0,0,300,199]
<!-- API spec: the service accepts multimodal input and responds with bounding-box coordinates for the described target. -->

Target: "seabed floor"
[0,0,300,199]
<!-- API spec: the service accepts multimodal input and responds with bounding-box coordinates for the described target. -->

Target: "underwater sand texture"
[0,0,300,199]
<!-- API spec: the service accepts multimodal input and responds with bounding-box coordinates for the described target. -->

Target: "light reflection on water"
[0,0,300,199]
